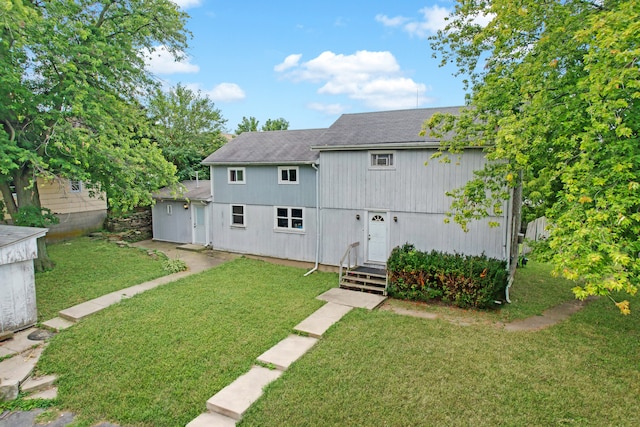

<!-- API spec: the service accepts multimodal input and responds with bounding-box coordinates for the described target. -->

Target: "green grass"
[37,258,336,427]
[35,238,169,321]
[384,260,577,324]
[241,292,640,426]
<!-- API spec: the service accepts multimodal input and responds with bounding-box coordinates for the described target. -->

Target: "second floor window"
[228,167,245,184]
[278,166,299,184]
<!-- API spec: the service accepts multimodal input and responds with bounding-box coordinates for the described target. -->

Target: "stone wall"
[105,208,152,241]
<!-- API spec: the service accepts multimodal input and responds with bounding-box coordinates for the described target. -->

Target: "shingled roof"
[312,106,462,149]
[202,129,326,165]
[153,180,212,202]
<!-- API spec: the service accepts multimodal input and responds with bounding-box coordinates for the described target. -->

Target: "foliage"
[426,0,640,312]
[387,243,508,309]
[262,117,289,131]
[235,116,290,134]
[162,257,187,273]
[14,206,59,228]
[147,83,227,181]
[35,238,168,321]
[37,258,336,426]
[0,0,190,220]
[235,116,260,134]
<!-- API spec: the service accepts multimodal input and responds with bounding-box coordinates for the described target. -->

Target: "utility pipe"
[304,162,320,276]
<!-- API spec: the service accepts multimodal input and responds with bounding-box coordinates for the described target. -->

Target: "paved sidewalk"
[187,288,387,426]
[1,240,233,426]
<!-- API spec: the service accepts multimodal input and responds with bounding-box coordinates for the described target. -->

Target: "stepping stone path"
[186,288,386,426]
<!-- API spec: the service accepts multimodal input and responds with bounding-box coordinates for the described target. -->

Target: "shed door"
[193,205,207,245]
[367,212,388,263]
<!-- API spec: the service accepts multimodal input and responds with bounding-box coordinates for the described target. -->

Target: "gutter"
[304,162,321,276]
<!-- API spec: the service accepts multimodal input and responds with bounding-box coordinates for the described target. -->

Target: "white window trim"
[70,180,83,193]
[274,206,305,233]
[227,167,246,184]
[369,151,396,170]
[230,204,246,228]
[277,166,299,184]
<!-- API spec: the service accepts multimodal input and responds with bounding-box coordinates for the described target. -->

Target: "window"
[228,167,245,184]
[275,207,304,231]
[231,204,245,227]
[70,180,82,193]
[278,166,299,184]
[370,152,394,168]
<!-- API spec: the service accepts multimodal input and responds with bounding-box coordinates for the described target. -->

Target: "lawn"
[37,257,336,426]
[35,238,169,321]
[240,291,640,425]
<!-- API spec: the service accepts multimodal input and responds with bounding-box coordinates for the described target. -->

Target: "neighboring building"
[0,225,48,332]
[37,178,107,241]
[152,180,212,245]
[200,107,514,270]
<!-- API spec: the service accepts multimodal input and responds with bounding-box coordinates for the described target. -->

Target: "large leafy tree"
[0,0,189,270]
[427,0,639,313]
[147,84,228,181]
[262,117,289,131]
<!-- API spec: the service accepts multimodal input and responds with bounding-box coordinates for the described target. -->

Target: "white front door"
[193,205,207,245]
[367,212,388,263]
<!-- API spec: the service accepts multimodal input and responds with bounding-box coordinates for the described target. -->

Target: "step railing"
[338,242,360,285]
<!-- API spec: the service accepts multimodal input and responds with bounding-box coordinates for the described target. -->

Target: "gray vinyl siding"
[320,149,492,213]
[210,203,317,262]
[152,201,192,243]
[212,165,316,207]
[318,149,509,265]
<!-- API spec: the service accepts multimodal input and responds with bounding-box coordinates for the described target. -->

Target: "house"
[0,225,48,332]
[2,178,107,241]
[201,107,515,277]
[152,180,212,245]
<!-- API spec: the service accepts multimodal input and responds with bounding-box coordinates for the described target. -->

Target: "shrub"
[162,258,187,273]
[387,244,508,309]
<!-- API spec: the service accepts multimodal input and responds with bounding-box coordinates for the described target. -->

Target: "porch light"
[183,203,189,210]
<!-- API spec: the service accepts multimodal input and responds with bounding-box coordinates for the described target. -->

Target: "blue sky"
[145,0,479,132]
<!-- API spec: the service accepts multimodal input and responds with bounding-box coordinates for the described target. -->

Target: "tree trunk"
[9,165,56,272]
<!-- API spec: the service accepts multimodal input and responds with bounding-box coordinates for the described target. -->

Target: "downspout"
[304,162,320,276]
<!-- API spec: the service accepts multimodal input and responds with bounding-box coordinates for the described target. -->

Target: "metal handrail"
[338,242,360,284]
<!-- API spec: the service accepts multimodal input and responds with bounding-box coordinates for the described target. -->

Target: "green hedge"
[387,243,509,309]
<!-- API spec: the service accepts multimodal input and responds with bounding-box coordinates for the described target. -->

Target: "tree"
[0,0,190,270]
[262,117,289,131]
[235,116,260,134]
[426,0,639,313]
[147,84,228,181]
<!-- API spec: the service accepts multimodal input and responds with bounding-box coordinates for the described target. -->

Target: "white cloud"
[307,103,347,115]
[276,50,431,110]
[405,5,451,37]
[172,0,202,9]
[375,14,409,27]
[142,45,199,75]
[199,83,246,103]
[274,54,302,72]
[377,6,494,39]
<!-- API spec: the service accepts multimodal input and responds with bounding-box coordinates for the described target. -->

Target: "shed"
[0,225,48,333]
[152,180,212,245]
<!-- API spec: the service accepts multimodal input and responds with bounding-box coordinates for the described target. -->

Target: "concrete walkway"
[0,240,234,423]
[187,288,386,426]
